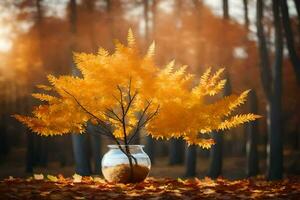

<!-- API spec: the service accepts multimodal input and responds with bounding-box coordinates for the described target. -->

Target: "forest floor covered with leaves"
[1,175,300,199]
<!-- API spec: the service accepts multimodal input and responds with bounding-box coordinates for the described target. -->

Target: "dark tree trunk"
[222,0,229,19]
[26,130,34,173]
[0,92,9,159]
[144,0,156,164]
[293,0,300,27]
[91,134,101,174]
[86,123,102,174]
[246,90,259,177]
[207,131,223,179]
[208,73,231,179]
[72,134,91,176]
[39,137,48,167]
[26,0,49,169]
[143,0,149,42]
[69,0,91,176]
[257,0,283,180]
[281,0,300,85]
[169,138,185,165]
[256,0,272,100]
[0,116,8,161]
[185,145,197,177]
[145,135,155,163]
[267,0,283,180]
[243,0,249,29]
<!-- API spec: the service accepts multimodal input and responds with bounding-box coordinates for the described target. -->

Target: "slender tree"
[0,83,9,160]
[222,0,229,20]
[69,0,91,176]
[84,0,102,174]
[256,0,283,180]
[280,0,300,84]
[169,0,185,165]
[208,73,231,179]
[144,0,155,163]
[184,0,204,177]
[293,0,300,26]
[185,145,197,177]
[169,138,185,165]
[24,0,49,169]
[143,0,149,42]
[246,90,259,177]
[243,0,249,29]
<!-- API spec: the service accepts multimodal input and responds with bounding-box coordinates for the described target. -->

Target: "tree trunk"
[208,131,223,179]
[91,134,101,174]
[145,136,155,163]
[185,145,197,177]
[281,0,300,85]
[0,105,9,162]
[293,0,300,28]
[72,134,91,175]
[243,0,249,29]
[208,73,231,179]
[144,0,156,164]
[256,0,283,180]
[0,85,9,158]
[143,0,149,42]
[246,90,259,177]
[69,0,91,176]
[86,123,102,174]
[267,0,283,180]
[223,0,229,19]
[26,130,34,173]
[169,138,185,165]
[256,0,272,100]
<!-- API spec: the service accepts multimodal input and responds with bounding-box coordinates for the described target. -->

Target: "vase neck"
[108,145,144,152]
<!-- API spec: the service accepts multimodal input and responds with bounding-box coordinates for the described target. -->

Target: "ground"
[1,176,300,199]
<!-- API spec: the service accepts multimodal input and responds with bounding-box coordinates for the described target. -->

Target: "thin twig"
[62,88,113,136]
[128,101,154,144]
[105,108,122,123]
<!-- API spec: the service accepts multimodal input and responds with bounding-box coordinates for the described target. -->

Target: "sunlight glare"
[0,38,12,52]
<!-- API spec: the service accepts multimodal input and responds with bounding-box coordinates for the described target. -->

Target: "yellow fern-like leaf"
[207,79,226,96]
[161,60,175,76]
[226,90,250,116]
[32,93,57,102]
[36,84,52,91]
[98,47,109,57]
[218,114,261,131]
[146,41,155,58]
[209,68,225,86]
[127,28,135,47]
[199,67,211,86]
[186,137,215,149]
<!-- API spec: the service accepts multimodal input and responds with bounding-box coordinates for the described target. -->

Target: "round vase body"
[101,145,151,183]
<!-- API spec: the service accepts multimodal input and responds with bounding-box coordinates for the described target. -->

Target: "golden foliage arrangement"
[14,29,260,149]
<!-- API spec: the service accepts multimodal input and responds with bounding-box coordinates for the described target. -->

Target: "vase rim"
[107,144,144,148]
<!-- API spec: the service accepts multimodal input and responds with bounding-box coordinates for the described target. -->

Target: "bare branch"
[62,88,112,135]
[105,108,123,123]
[129,105,160,144]
[140,105,160,128]
[128,77,132,100]
[112,94,122,105]
[124,90,138,115]
[128,101,156,144]
[117,85,125,114]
